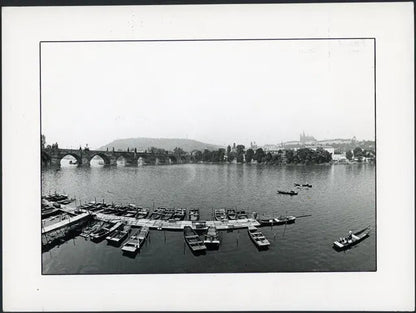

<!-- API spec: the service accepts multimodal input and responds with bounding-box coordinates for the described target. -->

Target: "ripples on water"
[42,163,376,274]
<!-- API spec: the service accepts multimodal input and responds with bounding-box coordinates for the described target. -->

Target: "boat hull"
[184,226,207,254]
[248,227,270,250]
[333,228,371,251]
[277,191,298,195]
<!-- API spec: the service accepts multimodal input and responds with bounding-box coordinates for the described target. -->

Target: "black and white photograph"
[2,3,414,311]
[40,38,377,274]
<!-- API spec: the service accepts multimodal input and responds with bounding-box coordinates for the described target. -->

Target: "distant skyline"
[41,40,375,149]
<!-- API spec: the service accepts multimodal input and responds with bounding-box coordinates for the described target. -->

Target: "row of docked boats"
[80,220,150,254]
[42,192,74,204]
[121,226,150,253]
[183,224,272,254]
[214,209,248,221]
[41,193,76,218]
[87,203,151,218]
[148,207,187,221]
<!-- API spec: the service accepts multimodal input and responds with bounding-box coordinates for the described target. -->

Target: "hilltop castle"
[299,131,317,144]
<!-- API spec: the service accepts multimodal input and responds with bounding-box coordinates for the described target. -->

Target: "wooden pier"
[93,211,260,231]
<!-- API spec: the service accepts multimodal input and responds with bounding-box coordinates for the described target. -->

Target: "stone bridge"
[42,148,188,167]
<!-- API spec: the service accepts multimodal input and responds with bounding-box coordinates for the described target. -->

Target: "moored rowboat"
[184,226,206,253]
[214,209,227,221]
[248,226,270,249]
[188,209,200,221]
[203,226,220,249]
[90,222,123,242]
[121,228,141,254]
[106,225,131,245]
[274,215,296,225]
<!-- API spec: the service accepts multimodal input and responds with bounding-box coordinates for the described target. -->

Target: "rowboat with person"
[333,226,371,250]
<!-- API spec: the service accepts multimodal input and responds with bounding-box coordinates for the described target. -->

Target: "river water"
[41,163,376,274]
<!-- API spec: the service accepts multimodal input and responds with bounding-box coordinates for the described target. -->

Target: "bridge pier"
[51,156,64,167]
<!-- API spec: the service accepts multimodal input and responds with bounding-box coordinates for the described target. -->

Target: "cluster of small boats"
[79,220,150,254]
[214,209,248,221]
[79,202,151,218]
[41,193,75,218]
[42,193,74,205]
[183,223,274,254]
[148,207,187,221]
[43,192,372,253]
[121,226,150,254]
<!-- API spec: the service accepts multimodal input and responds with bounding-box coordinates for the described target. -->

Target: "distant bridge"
[41,147,188,167]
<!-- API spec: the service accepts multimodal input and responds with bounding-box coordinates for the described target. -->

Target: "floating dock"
[93,211,260,231]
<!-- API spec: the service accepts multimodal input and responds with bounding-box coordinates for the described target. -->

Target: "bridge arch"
[89,153,111,166]
[136,156,147,166]
[116,155,127,166]
[60,153,82,166]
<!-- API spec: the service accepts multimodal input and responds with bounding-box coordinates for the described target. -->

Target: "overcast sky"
[41,39,374,149]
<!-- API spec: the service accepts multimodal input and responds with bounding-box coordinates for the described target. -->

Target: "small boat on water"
[113,205,128,216]
[203,226,220,249]
[237,210,249,219]
[214,209,227,221]
[80,221,104,238]
[258,215,296,226]
[106,225,131,245]
[149,208,164,220]
[248,226,270,249]
[294,183,312,188]
[136,207,150,219]
[41,208,60,218]
[43,193,68,202]
[257,217,276,226]
[274,215,296,225]
[124,205,138,218]
[226,209,237,220]
[333,226,371,250]
[277,190,298,196]
[137,226,150,246]
[161,208,175,220]
[121,228,141,254]
[189,209,200,221]
[184,226,206,253]
[193,221,208,232]
[173,208,186,221]
[58,199,74,205]
[90,222,123,242]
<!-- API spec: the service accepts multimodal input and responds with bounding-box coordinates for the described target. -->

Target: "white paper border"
[2,3,414,311]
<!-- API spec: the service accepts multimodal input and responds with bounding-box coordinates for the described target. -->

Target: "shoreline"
[45,160,375,169]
